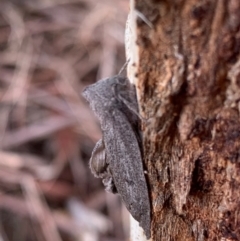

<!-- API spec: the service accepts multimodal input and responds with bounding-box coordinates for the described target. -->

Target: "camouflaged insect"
[82,75,151,238]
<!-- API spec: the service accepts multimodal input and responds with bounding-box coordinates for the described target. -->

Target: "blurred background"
[0,0,129,240]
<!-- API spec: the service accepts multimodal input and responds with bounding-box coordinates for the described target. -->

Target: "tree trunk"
[128,0,240,240]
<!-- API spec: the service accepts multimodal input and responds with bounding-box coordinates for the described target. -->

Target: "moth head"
[111,76,132,96]
[115,76,127,85]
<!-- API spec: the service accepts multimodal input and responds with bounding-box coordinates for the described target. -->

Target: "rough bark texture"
[133,0,240,240]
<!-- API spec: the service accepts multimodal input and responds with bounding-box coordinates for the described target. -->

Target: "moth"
[82,75,151,239]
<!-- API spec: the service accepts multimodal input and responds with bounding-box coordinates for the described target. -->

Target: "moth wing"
[104,109,151,238]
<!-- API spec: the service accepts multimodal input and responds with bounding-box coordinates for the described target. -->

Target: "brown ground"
[0,0,128,240]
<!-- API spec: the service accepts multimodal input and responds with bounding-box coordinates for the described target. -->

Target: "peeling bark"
[130,0,240,240]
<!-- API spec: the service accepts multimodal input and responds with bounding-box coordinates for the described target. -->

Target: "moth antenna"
[118,59,130,76]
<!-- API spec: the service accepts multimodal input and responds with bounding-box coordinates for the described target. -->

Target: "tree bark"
[130,0,240,240]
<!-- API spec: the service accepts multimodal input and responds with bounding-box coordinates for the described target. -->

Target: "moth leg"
[111,81,144,153]
[118,92,141,118]
[89,138,108,178]
[113,82,146,121]
[102,168,118,194]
